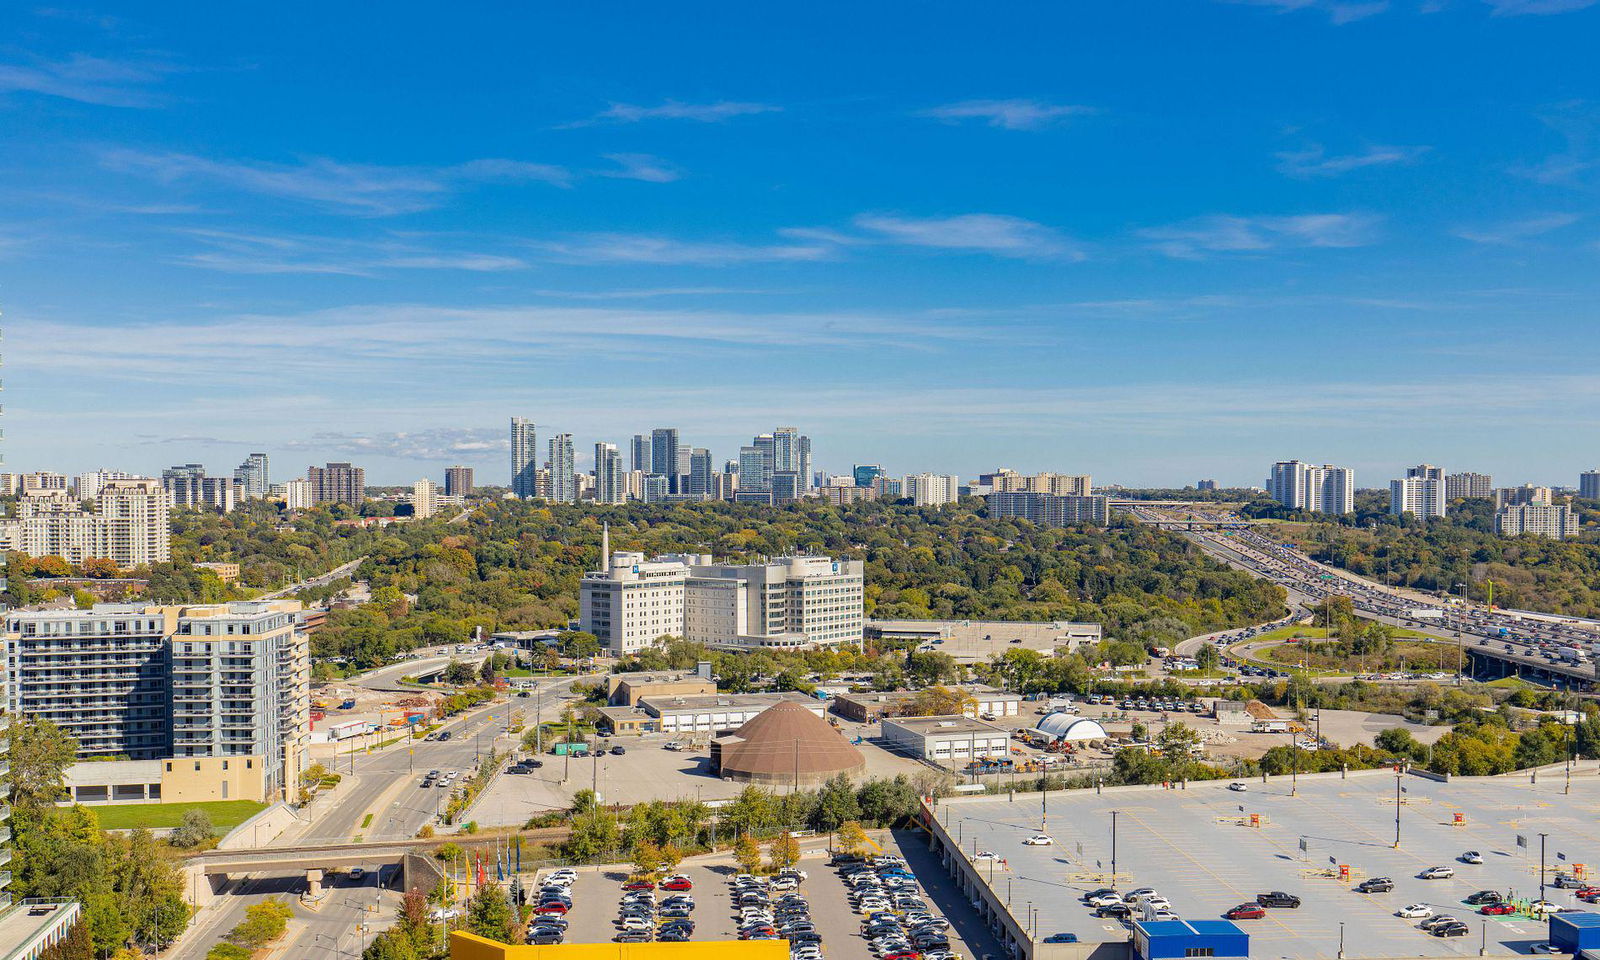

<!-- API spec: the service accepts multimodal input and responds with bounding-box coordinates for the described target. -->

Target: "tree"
[363,930,422,960]
[810,773,861,832]
[169,808,215,849]
[227,898,291,948]
[734,834,763,874]
[836,820,870,857]
[631,839,663,878]
[557,630,601,659]
[904,685,977,718]
[1157,721,1200,759]
[206,945,252,960]
[466,884,516,943]
[1196,644,1221,671]
[768,833,800,873]
[659,843,684,874]
[442,660,476,685]
[10,716,78,809]
[563,809,620,863]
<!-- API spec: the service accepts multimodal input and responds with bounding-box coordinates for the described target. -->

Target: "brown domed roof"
[716,701,866,779]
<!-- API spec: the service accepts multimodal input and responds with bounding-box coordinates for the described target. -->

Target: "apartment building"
[1390,465,1446,519]
[510,418,538,499]
[904,473,961,507]
[990,471,1093,496]
[307,462,365,506]
[1495,503,1580,539]
[234,453,270,498]
[279,477,313,510]
[1446,471,1492,500]
[163,468,241,513]
[987,490,1111,526]
[444,465,474,497]
[1580,471,1600,501]
[1496,484,1552,508]
[3,601,309,799]
[1268,460,1355,514]
[0,479,171,566]
[73,469,137,500]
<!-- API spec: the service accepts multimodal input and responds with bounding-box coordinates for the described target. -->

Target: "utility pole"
[1539,833,1549,906]
[1393,765,1403,848]
[1111,809,1119,888]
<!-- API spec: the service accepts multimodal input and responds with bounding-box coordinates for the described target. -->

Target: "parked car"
[611,745,627,755]
[1553,874,1586,889]
[1023,834,1054,846]
[1433,922,1471,938]
[1224,904,1267,920]
[1419,866,1455,879]
[1228,782,1249,792]
[1465,890,1503,905]
[1356,878,1395,894]
[1480,903,1517,916]
[1396,904,1434,919]
[1256,892,1301,908]
[1095,903,1132,919]
[1460,851,1484,864]
[1043,934,1080,944]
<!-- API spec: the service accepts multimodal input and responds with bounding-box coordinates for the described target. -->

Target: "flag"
[516,837,522,873]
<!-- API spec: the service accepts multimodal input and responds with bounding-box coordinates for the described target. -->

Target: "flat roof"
[938,766,1600,959]
[0,900,80,960]
[834,684,1018,705]
[639,691,816,714]
[882,715,1008,736]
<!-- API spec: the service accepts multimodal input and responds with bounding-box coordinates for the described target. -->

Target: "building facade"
[0,479,171,566]
[510,417,538,499]
[593,443,625,504]
[904,473,961,507]
[1495,503,1580,539]
[548,433,576,503]
[234,453,270,499]
[1580,471,1600,501]
[650,427,680,492]
[987,490,1111,526]
[579,552,691,655]
[164,469,241,513]
[444,465,474,497]
[881,715,1010,763]
[1390,464,1446,518]
[307,462,365,506]
[1268,460,1355,514]
[1496,484,1552,508]
[1446,471,1492,500]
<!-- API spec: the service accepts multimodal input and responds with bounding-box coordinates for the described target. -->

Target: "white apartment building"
[1268,460,1354,514]
[580,552,692,655]
[1496,484,1552,508]
[0,478,171,566]
[74,469,138,500]
[904,473,961,507]
[1446,471,1493,500]
[412,478,440,518]
[991,472,1093,496]
[1390,465,1446,518]
[1495,503,1580,539]
[582,552,866,655]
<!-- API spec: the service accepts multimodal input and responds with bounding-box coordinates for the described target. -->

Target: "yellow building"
[451,934,789,960]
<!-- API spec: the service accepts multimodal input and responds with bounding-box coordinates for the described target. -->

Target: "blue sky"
[3,1,1599,488]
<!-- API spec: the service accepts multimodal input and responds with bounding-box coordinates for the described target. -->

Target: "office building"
[0,479,171,566]
[1197,479,1217,492]
[687,447,714,497]
[234,453,270,499]
[1390,464,1446,519]
[579,551,692,655]
[1267,460,1354,514]
[593,443,625,504]
[650,427,680,492]
[510,417,538,499]
[164,467,241,513]
[280,477,313,510]
[629,434,650,474]
[1496,484,1552,508]
[306,462,365,506]
[1580,471,1600,501]
[987,490,1111,526]
[444,465,474,497]
[872,476,903,500]
[642,474,669,502]
[770,471,805,504]
[1495,502,1579,539]
[412,478,440,518]
[548,433,576,502]
[853,464,886,488]
[904,473,961,507]
[738,444,769,493]
[4,601,309,799]
[831,684,1022,723]
[74,468,137,501]
[1446,472,1493,500]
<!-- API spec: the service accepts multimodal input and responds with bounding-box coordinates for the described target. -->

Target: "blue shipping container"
[1550,912,1600,954]
[1135,920,1249,960]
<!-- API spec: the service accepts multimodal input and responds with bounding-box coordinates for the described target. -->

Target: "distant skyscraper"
[642,474,669,503]
[1496,484,1552,508]
[853,464,886,488]
[1391,464,1446,518]
[234,453,270,498]
[1581,470,1600,501]
[1197,479,1217,492]
[650,427,679,491]
[549,433,576,502]
[739,444,769,492]
[1496,503,1579,539]
[630,434,650,473]
[511,417,538,499]
[904,473,961,507]
[1446,472,1492,500]
[688,448,714,497]
[307,462,365,506]
[1268,460,1354,514]
[444,465,474,497]
[594,443,625,504]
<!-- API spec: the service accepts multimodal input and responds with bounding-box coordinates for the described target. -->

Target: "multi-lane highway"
[258,556,368,600]
[172,668,590,960]
[1128,504,1600,689]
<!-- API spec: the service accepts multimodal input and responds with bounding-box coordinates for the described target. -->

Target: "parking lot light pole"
[1393,765,1403,848]
[1110,809,1119,888]
[1539,833,1549,906]
[1338,921,1345,959]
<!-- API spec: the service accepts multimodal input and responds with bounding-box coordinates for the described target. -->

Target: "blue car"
[1044,934,1080,944]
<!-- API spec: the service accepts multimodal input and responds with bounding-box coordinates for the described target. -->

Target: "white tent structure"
[1035,713,1108,742]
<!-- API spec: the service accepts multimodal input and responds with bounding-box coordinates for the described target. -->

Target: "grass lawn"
[93,799,268,831]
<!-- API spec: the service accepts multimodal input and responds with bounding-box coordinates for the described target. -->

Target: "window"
[1184,950,1215,958]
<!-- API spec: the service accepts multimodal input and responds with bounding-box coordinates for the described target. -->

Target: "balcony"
[0,848,11,869]
[0,804,11,823]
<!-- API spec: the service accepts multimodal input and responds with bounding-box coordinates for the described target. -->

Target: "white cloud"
[101,150,573,215]
[535,233,832,266]
[917,99,1094,131]
[1483,0,1596,13]
[1276,143,1428,177]
[599,153,683,183]
[172,228,529,275]
[1140,213,1381,259]
[1453,213,1581,244]
[1219,0,1390,21]
[0,53,170,107]
[572,100,780,125]
[850,213,1083,260]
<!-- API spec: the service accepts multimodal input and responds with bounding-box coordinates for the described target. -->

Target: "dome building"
[711,701,866,786]
[1035,712,1109,744]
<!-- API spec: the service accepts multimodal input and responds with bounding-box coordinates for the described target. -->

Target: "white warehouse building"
[881,715,1010,763]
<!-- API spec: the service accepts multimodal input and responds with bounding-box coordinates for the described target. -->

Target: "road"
[1128,503,1600,688]
[170,670,592,960]
[259,556,368,600]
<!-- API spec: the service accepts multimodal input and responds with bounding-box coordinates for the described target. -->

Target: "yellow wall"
[451,934,790,960]
[161,755,267,803]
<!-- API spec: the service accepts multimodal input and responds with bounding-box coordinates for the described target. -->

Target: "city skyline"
[4,4,1600,483]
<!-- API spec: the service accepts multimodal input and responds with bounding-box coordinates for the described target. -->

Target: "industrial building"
[596,691,823,738]
[880,715,1010,763]
[830,683,1022,723]
[711,700,865,786]
[868,618,1101,662]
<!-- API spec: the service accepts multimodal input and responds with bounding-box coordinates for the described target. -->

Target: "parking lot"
[529,831,1000,960]
[935,764,1600,958]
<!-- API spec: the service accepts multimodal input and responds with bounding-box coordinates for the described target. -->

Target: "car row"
[1082,887,1182,923]
[525,869,578,945]
[615,873,698,943]
[837,853,956,960]
[420,768,459,789]
[730,867,815,958]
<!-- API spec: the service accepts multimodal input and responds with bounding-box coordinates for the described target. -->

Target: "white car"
[973,851,1000,862]
[1460,851,1484,864]
[779,868,808,881]
[1420,866,1455,880]
[1150,909,1179,921]
[1531,943,1567,954]
[1023,834,1054,846]
[429,907,462,922]
[1396,904,1434,919]
[1145,896,1172,911]
[1529,901,1561,917]
[1228,781,1249,792]
[1087,893,1125,908]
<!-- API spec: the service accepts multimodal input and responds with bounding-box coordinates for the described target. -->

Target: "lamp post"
[1338,921,1346,959]
[1110,809,1119,887]
[1539,832,1549,907]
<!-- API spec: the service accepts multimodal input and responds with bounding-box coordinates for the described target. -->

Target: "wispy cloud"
[1483,0,1596,14]
[1140,213,1381,259]
[1219,0,1390,23]
[1513,102,1598,186]
[917,99,1094,131]
[100,150,574,215]
[1453,213,1580,244]
[849,213,1082,260]
[1275,143,1428,177]
[173,228,529,276]
[0,53,172,107]
[283,427,508,462]
[569,99,780,126]
[535,233,832,266]
[599,153,683,183]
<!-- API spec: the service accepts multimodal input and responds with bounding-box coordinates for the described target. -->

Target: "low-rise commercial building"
[830,684,1022,723]
[605,664,717,706]
[595,690,823,738]
[880,715,1010,763]
[62,754,267,805]
[867,618,1101,662]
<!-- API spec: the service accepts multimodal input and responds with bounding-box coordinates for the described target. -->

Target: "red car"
[623,880,654,891]
[660,879,693,892]
[535,902,569,915]
[1480,903,1517,916]
[1225,904,1267,920]
[883,953,923,960]
[1576,887,1600,902]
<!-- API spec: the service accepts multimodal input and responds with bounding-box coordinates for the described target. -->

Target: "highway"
[171,668,591,960]
[1127,504,1600,689]
[258,556,368,600]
